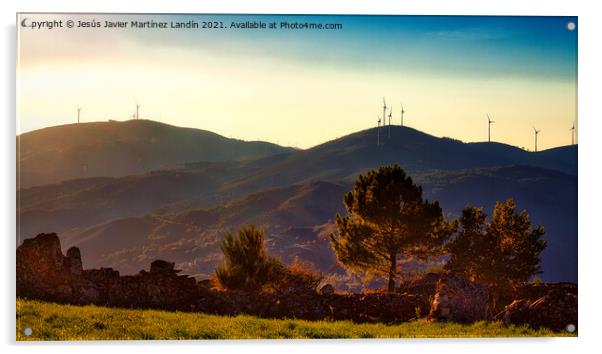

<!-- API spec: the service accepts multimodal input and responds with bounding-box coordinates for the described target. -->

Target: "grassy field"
[16,298,573,340]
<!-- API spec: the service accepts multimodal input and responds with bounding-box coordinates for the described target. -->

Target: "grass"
[16,298,573,340]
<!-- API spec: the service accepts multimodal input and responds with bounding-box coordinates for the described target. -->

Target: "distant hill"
[58,180,346,277]
[17,124,578,283]
[51,166,576,282]
[227,126,576,193]
[17,119,294,188]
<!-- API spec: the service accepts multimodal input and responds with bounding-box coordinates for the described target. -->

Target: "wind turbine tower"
[77,107,81,124]
[388,107,393,138]
[382,98,387,129]
[135,102,141,120]
[487,114,495,142]
[533,127,541,152]
[400,104,405,127]
[377,115,381,147]
[570,122,576,145]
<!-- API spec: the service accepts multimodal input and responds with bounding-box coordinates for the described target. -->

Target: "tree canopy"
[330,165,455,292]
[445,199,546,308]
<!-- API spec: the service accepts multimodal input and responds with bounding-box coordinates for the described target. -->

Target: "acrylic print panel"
[16,13,577,340]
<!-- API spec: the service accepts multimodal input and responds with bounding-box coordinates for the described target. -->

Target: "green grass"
[16,298,573,340]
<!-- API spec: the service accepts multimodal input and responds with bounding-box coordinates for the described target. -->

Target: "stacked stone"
[428,273,489,323]
[495,287,578,332]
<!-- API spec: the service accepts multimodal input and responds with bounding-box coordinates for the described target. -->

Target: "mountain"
[225,126,576,194]
[58,180,346,277]
[50,165,576,282]
[17,123,578,283]
[18,126,577,236]
[17,119,295,188]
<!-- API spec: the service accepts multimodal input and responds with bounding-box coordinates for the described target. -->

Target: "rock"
[198,279,212,288]
[150,260,178,274]
[319,284,335,295]
[17,233,64,274]
[17,233,74,302]
[66,247,83,275]
[411,273,442,287]
[399,273,442,317]
[495,288,577,332]
[429,273,489,323]
[16,235,198,310]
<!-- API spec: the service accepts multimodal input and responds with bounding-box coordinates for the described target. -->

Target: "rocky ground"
[17,233,577,331]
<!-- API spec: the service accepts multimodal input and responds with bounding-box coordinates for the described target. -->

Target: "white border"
[2,1,600,353]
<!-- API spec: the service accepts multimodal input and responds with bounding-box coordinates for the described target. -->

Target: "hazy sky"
[17,14,577,150]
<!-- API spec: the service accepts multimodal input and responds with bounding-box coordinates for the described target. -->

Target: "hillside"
[17,119,294,188]
[17,123,578,283]
[51,166,576,283]
[17,126,578,236]
[17,299,567,340]
[58,181,346,277]
[226,126,576,194]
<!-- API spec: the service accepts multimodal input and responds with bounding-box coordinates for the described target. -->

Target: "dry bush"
[266,257,323,295]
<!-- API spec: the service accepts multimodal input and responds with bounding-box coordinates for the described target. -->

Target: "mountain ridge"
[17,119,296,188]
[17,120,578,283]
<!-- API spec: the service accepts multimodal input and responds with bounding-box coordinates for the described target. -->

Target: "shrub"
[215,226,282,292]
[215,227,322,294]
[267,257,323,295]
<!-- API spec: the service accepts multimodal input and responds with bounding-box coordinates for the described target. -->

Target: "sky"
[17,14,578,150]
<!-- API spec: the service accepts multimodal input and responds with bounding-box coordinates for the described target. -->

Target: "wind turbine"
[77,107,81,124]
[570,122,576,145]
[135,102,141,120]
[388,106,393,138]
[533,127,541,152]
[487,114,495,142]
[400,104,405,127]
[382,98,387,129]
[377,115,381,146]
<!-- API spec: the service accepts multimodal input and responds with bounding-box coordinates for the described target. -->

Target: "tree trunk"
[387,254,397,292]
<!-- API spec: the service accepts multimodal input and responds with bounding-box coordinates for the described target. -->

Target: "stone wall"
[16,233,422,323]
[428,273,489,323]
[17,234,201,310]
[16,233,577,329]
[494,285,578,332]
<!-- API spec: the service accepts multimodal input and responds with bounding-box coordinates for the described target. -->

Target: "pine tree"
[330,165,455,292]
[445,199,546,309]
[215,225,281,292]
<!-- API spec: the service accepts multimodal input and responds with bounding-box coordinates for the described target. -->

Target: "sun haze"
[17,14,577,150]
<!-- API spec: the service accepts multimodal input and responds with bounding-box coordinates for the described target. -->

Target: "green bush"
[215,226,281,292]
[215,226,322,294]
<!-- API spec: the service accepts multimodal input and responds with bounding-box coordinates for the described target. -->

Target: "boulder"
[150,260,178,274]
[17,233,64,276]
[319,284,335,295]
[428,273,489,323]
[17,233,74,302]
[496,288,577,332]
[66,247,83,275]
[399,272,442,317]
